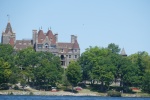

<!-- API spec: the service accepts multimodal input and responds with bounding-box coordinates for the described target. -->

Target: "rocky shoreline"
[0,91,98,96]
[0,90,150,97]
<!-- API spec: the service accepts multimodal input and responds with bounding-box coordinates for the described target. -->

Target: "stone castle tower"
[1,21,16,46]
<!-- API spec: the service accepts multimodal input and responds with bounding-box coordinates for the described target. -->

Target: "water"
[0,96,150,100]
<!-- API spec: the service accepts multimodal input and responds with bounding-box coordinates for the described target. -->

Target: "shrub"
[8,92,13,95]
[14,85,19,90]
[29,92,34,95]
[0,83,9,90]
[107,90,121,97]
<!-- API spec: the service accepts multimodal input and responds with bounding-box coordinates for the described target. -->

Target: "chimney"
[54,33,58,43]
[71,35,77,43]
[32,30,37,45]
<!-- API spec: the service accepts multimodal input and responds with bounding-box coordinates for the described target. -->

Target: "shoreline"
[0,90,150,97]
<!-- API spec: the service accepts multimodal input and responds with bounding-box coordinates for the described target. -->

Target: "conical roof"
[120,48,127,56]
[5,21,13,33]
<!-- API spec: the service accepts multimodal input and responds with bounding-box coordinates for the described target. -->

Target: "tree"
[9,66,20,84]
[79,46,110,83]
[13,47,63,90]
[121,58,140,87]
[33,52,62,90]
[79,46,116,91]
[62,70,70,90]
[0,44,14,62]
[66,61,82,92]
[14,47,37,68]
[141,71,150,93]
[0,59,12,85]
[108,53,122,83]
[128,51,150,87]
[108,43,120,54]
[91,65,115,91]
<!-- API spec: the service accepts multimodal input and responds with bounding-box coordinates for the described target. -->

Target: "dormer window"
[45,43,49,48]
[75,49,77,52]
[38,44,42,48]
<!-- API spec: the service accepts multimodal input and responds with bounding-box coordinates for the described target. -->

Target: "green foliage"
[66,61,82,86]
[1,43,150,94]
[29,92,34,95]
[0,59,12,84]
[12,47,63,90]
[108,43,120,54]
[79,46,116,91]
[107,90,121,97]
[14,85,19,90]
[0,83,9,90]
[62,71,70,89]
[20,79,26,88]
[128,51,150,86]
[141,71,150,93]
[91,65,115,88]
[0,44,14,62]
[79,45,150,93]
[8,92,14,95]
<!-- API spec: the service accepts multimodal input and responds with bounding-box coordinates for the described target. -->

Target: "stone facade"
[1,21,80,68]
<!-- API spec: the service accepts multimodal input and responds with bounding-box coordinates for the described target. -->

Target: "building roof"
[46,30,56,44]
[57,40,80,53]
[5,22,13,33]
[37,30,56,45]
[15,40,32,50]
[58,42,73,48]
[73,39,79,49]
[120,48,127,56]
[38,30,46,43]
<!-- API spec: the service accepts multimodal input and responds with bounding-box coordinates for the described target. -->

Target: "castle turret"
[120,48,127,56]
[1,21,16,46]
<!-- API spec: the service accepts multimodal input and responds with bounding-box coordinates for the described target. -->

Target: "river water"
[0,96,150,100]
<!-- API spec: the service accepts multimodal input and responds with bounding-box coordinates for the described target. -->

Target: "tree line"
[0,44,62,90]
[0,43,150,93]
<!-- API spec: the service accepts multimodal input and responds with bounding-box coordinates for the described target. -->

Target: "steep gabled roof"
[46,30,56,44]
[5,22,13,33]
[38,30,46,43]
[46,30,53,39]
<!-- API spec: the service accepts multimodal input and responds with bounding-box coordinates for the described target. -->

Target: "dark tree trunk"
[72,85,74,93]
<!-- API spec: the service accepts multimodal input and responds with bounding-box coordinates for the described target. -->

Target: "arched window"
[45,43,49,48]
[61,55,65,60]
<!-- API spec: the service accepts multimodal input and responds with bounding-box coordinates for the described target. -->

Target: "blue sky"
[0,0,150,55]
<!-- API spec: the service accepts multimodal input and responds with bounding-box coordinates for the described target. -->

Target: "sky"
[0,0,150,55]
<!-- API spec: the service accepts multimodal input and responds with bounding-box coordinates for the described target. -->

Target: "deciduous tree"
[66,61,82,92]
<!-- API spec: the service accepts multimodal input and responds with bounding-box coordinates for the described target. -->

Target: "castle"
[1,21,80,68]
